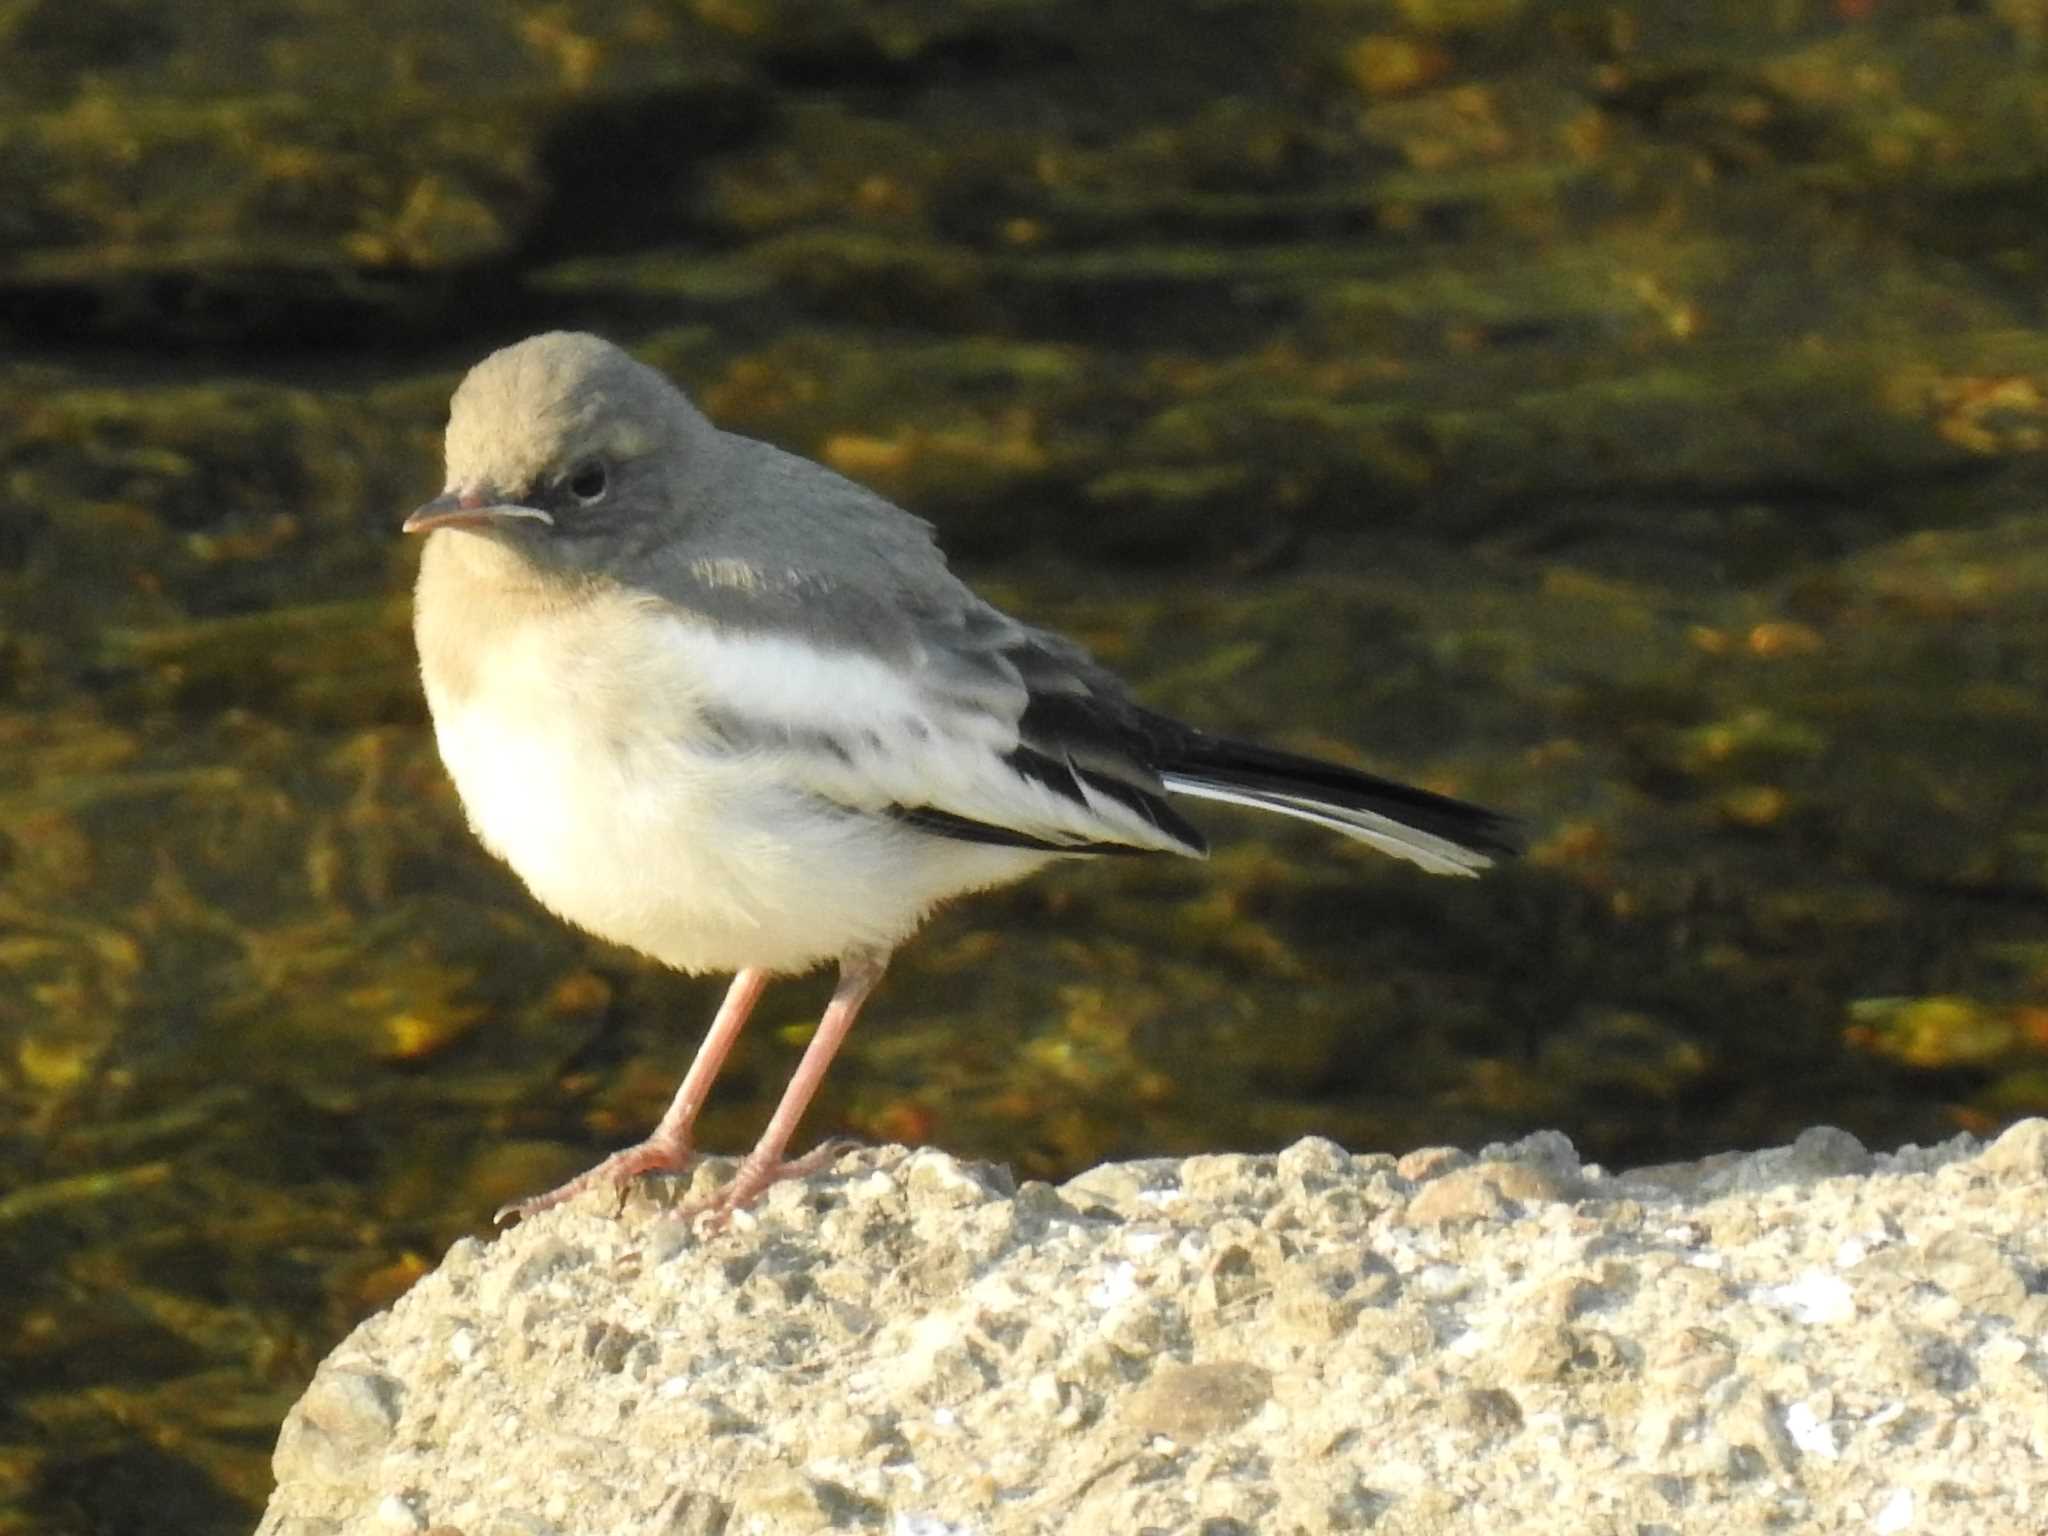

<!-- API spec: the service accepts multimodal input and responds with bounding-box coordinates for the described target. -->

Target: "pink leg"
[682,948,889,1229]
[496,967,771,1224]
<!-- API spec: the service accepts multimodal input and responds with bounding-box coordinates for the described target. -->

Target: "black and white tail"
[1157,731,1521,877]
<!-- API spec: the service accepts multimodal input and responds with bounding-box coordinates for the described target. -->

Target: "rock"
[1445,1386,1523,1442]
[1922,1230,2028,1317]
[271,1364,405,1487]
[1116,1361,1273,1444]
[258,1132,2048,1534]
[644,1489,729,1536]
[1403,1158,1570,1225]
[1975,1117,2048,1180]
[728,1463,881,1533]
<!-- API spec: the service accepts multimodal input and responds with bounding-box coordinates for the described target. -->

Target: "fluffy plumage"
[407,331,1520,1224]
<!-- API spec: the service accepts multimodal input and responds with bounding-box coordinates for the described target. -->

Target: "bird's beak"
[402,491,555,534]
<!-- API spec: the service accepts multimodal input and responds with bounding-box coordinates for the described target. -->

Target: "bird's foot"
[493,1132,693,1225]
[676,1138,859,1234]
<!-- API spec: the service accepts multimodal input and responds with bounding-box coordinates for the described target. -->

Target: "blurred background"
[4,0,2047,1530]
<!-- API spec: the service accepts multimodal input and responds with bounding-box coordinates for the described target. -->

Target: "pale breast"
[415,546,1044,974]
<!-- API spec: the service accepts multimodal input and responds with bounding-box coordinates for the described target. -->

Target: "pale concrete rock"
[259,1122,2048,1536]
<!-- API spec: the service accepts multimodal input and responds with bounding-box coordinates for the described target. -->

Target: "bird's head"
[404,331,713,573]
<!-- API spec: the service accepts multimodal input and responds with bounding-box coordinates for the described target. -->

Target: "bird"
[404,331,1521,1227]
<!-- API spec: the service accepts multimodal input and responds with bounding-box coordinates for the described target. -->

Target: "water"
[6,2,2048,1530]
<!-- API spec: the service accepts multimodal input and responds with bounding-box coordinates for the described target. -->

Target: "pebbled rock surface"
[258,1122,2048,1535]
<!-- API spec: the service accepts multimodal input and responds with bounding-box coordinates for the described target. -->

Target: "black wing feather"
[882,802,1158,856]
[890,619,1518,868]
[1153,723,1524,860]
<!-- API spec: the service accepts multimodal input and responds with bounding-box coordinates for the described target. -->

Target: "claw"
[676,1139,858,1233]
[492,1132,694,1226]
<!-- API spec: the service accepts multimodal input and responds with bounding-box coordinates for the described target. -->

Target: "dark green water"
[5,2,2048,1531]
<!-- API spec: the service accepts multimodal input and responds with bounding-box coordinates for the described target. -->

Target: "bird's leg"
[682,947,889,1229]
[495,967,771,1224]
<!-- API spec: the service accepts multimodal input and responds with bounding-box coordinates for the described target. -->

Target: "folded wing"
[660,610,1206,857]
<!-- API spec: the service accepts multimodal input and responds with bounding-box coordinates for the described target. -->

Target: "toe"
[677,1140,858,1231]
[493,1134,694,1225]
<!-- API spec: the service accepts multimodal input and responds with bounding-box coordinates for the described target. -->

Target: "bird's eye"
[566,459,609,503]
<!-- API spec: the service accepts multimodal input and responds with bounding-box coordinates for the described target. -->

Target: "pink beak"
[402,490,553,534]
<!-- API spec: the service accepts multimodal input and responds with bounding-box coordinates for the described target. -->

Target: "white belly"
[420,581,1045,975]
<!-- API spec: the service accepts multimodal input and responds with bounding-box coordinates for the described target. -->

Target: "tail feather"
[1156,732,1522,878]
